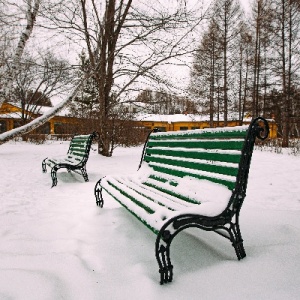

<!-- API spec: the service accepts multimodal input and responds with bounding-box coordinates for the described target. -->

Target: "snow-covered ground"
[0,140,299,300]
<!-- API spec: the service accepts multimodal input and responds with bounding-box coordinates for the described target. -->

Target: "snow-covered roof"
[134,113,254,123]
[3,102,70,117]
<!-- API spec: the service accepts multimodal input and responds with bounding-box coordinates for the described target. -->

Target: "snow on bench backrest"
[67,134,94,162]
[143,126,249,191]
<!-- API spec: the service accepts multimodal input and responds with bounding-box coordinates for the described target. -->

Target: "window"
[36,122,50,134]
[0,120,7,133]
[155,127,166,132]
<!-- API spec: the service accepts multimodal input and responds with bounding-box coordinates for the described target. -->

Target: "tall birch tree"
[0,0,41,108]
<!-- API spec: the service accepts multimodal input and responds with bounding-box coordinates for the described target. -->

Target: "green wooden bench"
[42,132,96,187]
[94,118,269,284]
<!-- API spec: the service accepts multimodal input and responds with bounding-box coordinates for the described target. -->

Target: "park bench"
[94,117,269,284]
[42,132,96,187]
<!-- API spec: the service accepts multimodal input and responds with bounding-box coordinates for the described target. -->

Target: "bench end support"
[42,158,47,173]
[80,166,89,182]
[156,229,174,284]
[94,179,104,207]
[51,167,58,188]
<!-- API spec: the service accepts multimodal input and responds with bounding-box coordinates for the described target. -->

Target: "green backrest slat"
[147,140,245,150]
[149,128,248,140]
[145,148,241,163]
[145,156,238,177]
[67,134,94,161]
[150,164,236,190]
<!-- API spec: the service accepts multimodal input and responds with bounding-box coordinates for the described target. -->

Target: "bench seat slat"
[142,177,201,204]
[101,180,160,234]
[104,176,196,214]
[101,178,177,233]
[117,177,195,210]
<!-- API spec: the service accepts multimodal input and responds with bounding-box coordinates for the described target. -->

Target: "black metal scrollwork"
[251,117,269,140]
[94,178,104,207]
[154,117,269,284]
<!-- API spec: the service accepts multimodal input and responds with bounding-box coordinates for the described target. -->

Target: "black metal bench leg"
[155,230,173,284]
[229,221,246,260]
[51,167,58,188]
[81,166,89,182]
[94,179,104,207]
[42,158,47,173]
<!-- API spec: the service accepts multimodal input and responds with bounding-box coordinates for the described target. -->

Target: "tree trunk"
[0,0,40,107]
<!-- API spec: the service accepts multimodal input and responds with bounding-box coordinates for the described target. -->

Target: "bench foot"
[234,241,246,260]
[51,167,58,187]
[42,158,47,173]
[81,166,89,182]
[229,221,246,260]
[156,228,174,284]
[94,179,104,207]
[157,243,173,284]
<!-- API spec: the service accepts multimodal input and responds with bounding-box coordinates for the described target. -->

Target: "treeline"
[133,89,198,114]
[190,0,300,145]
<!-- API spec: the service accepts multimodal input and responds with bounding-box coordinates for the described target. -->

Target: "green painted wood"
[142,181,201,204]
[149,164,236,190]
[106,180,155,215]
[102,185,159,234]
[146,139,245,150]
[149,128,248,140]
[145,156,238,177]
[145,148,241,163]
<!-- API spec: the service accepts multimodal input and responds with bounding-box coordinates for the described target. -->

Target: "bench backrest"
[142,117,269,213]
[67,132,96,165]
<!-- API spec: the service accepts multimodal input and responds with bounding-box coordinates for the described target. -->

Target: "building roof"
[134,113,254,123]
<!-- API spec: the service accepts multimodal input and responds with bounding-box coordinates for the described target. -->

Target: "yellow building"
[0,102,81,135]
[136,114,277,139]
[0,103,277,139]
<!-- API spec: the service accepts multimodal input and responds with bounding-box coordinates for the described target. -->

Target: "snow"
[0,140,300,299]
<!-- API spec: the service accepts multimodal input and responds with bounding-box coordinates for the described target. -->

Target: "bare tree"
[211,0,242,126]
[1,1,206,149]
[41,0,207,156]
[271,0,300,146]
[11,51,73,124]
[250,0,273,118]
[236,21,252,124]
[190,0,242,126]
[190,17,223,126]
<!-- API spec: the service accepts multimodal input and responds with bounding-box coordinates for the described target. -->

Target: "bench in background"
[42,132,96,187]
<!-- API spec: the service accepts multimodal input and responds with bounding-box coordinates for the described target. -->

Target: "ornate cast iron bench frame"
[42,132,96,187]
[94,118,269,284]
